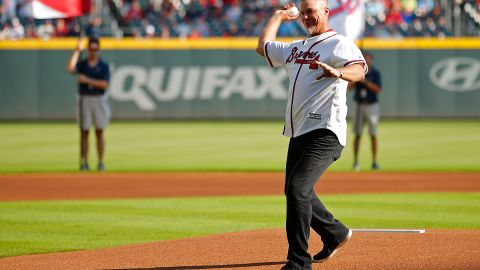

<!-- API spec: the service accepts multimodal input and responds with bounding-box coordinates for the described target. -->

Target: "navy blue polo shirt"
[75,58,110,95]
[354,66,382,104]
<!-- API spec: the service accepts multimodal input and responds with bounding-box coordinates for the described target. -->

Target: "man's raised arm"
[256,7,298,57]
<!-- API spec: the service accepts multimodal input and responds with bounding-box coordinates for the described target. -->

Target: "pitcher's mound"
[1,228,479,270]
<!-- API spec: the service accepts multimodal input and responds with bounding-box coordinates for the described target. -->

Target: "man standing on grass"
[256,0,367,269]
[67,37,110,172]
[349,51,382,171]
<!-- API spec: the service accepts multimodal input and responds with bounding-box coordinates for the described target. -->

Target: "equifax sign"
[109,66,288,111]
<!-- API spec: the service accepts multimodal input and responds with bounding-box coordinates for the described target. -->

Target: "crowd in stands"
[363,0,480,37]
[0,0,479,40]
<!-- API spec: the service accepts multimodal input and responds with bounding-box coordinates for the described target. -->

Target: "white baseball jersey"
[263,30,366,146]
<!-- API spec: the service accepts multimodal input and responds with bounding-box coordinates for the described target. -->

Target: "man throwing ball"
[256,1,367,269]
[67,37,110,172]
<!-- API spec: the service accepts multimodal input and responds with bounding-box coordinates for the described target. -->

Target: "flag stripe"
[27,0,82,19]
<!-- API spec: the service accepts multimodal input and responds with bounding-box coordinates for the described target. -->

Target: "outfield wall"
[0,38,479,120]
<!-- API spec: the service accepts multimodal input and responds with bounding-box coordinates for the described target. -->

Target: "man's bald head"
[301,0,328,9]
[300,0,330,36]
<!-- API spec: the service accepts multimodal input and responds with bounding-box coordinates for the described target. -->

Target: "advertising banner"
[0,39,479,120]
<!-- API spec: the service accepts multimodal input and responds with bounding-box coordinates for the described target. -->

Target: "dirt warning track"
[0,172,479,201]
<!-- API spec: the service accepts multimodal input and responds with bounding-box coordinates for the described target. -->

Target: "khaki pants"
[353,102,379,136]
[77,95,111,131]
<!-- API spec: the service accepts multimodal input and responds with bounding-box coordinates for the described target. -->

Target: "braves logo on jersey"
[286,47,320,69]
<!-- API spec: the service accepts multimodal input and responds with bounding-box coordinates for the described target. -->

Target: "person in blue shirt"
[67,37,110,172]
[349,51,382,171]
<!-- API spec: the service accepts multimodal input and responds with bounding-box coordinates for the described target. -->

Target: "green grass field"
[1,120,479,258]
[0,120,479,173]
[1,192,479,257]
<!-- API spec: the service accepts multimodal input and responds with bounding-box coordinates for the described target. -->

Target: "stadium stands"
[0,0,478,39]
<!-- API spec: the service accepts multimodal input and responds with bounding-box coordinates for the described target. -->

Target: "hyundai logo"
[429,57,480,92]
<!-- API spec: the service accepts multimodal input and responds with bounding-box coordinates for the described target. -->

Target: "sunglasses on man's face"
[299,8,318,16]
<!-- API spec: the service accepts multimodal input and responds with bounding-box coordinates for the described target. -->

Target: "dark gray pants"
[285,129,349,270]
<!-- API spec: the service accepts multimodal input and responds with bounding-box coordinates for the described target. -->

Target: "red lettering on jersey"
[286,47,320,69]
[295,55,320,69]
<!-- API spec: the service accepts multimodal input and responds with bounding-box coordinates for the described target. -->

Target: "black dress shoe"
[312,229,352,263]
[280,261,304,270]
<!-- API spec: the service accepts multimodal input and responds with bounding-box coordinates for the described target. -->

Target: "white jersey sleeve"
[264,41,291,68]
[332,38,368,74]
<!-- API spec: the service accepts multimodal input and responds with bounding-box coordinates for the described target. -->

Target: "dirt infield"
[0,172,479,270]
[1,228,479,270]
[1,172,479,201]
